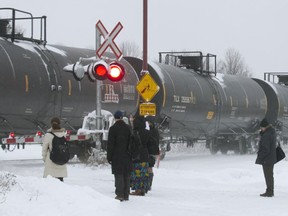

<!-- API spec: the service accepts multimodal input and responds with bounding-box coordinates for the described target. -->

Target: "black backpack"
[49,132,70,165]
[127,130,142,160]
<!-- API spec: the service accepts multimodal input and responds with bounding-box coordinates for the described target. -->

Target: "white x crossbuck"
[96,20,123,60]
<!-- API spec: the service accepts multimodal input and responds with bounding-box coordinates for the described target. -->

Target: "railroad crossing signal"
[63,59,125,82]
[88,60,125,82]
[136,73,160,102]
[96,20,123,60]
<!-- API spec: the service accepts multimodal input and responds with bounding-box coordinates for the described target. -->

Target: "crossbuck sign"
[96,20,123,60]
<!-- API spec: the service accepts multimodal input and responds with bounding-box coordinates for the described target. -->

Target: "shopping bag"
[276,145,286,163]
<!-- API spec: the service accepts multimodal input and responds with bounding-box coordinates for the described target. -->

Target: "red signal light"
[95,64,107,76]
[92,61,109,80]
[36,131,43,137]
[9,132,15,138]
[107,62,125,82]
[86,60,125,82]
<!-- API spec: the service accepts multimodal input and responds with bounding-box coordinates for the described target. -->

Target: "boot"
[260,190,274,197]
[130,190,145,196]
[115,196,124,201]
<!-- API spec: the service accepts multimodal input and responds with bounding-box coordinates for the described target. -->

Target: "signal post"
[137,0,159,117]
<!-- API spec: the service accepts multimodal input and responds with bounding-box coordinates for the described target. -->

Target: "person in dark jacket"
[107,110,132,201]
[147,121,160,192]
[130,115,150,196]
[255,118,277,197]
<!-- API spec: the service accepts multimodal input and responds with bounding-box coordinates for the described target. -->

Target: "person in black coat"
[130,115,150,196]
[147,121,160,192]
[107,110,132,201]
[255,118,277,197]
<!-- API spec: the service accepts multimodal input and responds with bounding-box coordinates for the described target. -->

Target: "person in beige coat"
[42,117,67,182]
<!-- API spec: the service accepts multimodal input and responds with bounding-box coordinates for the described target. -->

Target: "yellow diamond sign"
[136,73,160,102]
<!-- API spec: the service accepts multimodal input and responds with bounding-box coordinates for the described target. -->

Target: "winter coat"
[132,116,150,162]
[107,120,132,175]
[148,155,156,167]
[255,126,277,165]
[42,128,68,178]
[147,127,160,155]
[135,128,150,162]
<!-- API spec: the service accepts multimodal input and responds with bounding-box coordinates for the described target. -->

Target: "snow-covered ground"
[1,143,288,216]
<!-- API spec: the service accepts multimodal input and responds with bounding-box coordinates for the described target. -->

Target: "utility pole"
[141,0,148,75]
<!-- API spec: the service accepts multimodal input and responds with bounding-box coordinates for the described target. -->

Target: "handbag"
[276,144,286,163]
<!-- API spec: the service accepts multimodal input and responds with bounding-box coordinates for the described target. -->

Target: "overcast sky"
[2,0,288,79]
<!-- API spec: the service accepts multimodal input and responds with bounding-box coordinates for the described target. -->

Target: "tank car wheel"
[220,146,228,154]
[209,138,218,155]
[77,145,92,163]
[78,150,91,163]
[101,140,108,151]
[239,137,247,154]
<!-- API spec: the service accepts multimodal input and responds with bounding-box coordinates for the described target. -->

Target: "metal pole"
[95,27,102,130]
[142,0,148,75]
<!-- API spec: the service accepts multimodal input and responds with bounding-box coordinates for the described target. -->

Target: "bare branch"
[221,48,253,77]
[119,41,142,58]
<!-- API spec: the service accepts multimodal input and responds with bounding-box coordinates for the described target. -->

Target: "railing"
[264,72,288,85]
[158,51,217,76]
[0,8,47,45]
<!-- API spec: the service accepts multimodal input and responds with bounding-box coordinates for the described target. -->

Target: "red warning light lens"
[91,61,108,80]
[94,64,107,76]
[110,65,121,77]
[108,62,125,82]
[9,132,15,138]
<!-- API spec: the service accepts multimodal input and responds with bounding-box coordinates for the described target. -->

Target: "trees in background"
[218,48,252,77]
[119,41,142,58]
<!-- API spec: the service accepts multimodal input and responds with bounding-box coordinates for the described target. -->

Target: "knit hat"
[114,110,123,119]
[260,118,269,128]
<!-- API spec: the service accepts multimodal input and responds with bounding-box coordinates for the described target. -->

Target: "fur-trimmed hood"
[47,128,65,133]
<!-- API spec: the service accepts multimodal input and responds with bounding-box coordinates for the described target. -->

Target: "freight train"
[1,8,288,161]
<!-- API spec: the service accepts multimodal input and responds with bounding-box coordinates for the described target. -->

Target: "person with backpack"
[107,110,132,201]
[129,115,150,196]
[42,117,68,182]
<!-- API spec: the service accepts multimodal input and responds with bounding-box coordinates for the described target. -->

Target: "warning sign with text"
[139,103,156,116]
